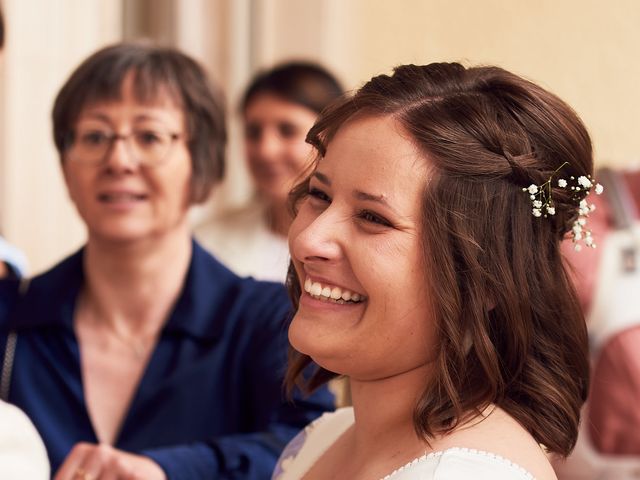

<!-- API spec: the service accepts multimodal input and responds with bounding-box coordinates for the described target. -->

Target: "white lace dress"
[272,407,536,480]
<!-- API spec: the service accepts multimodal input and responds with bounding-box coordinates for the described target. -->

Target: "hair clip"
[522,162,603,251]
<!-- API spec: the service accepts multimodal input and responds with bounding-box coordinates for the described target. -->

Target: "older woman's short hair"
[286,62,592,458]
[52,42,226,203]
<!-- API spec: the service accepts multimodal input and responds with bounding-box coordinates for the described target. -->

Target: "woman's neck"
[307,364,433,480]
[80,224,192,336]
[346,364,434,467]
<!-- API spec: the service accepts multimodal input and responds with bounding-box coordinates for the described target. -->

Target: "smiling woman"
[274,63,594,480]
[288,115,432,383]
[0,42,333,480]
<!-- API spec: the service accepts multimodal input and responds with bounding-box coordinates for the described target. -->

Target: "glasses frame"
[66,129,185,167]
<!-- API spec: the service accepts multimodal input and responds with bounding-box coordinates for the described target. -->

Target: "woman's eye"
[359,210,392,227]
[80,131,110,146]
[308,187,331,203]
[279,122,299,139]
[245,124,261,141]
[136,130,163,146]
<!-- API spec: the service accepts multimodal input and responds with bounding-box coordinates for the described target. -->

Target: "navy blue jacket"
[0,241,333,479]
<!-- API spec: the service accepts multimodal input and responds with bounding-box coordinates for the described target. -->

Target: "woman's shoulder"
[431,406,556,480]
[194,201,269,247]
[385,447,537,480]
[273,407,354,480]
[194,204,290,282]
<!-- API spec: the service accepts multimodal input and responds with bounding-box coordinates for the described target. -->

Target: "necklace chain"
[106,325,149,360]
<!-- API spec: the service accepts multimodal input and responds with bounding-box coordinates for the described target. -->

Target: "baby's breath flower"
[521,161,602,251]
[577,176,592,188]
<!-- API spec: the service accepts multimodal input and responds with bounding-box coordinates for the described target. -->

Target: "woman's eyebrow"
[313,171,331,185]
[78,112,110,123]
[353,190,401,216]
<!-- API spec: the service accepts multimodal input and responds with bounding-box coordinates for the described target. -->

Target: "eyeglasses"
[67,127,184,167]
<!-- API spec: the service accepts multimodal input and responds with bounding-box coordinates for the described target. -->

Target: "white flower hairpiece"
[522,161,604,251]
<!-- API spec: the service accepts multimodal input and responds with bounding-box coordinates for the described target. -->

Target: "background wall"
[0,0,122,273]
[1,0,638,273]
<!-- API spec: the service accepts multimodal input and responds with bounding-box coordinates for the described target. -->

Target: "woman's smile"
[303,276,367,304]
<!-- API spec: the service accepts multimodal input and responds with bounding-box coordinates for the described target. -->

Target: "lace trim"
[380,446,536,480]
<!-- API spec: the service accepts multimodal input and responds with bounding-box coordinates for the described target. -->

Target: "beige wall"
[1,0,638,273]
[339,0,640,169]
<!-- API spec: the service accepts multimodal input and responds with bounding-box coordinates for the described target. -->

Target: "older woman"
[0,43,332,480]
[274,63,596,479]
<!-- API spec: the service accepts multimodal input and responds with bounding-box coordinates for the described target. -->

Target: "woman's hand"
[54,443,167,480]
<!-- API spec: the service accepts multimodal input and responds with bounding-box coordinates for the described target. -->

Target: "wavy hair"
[285,63,591,457]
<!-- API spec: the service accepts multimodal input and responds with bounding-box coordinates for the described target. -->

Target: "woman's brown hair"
[285,62,591,457]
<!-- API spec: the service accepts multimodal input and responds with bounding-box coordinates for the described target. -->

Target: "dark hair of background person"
[52,42,226,203]
[285,62,592,457]
[241,61,343,114]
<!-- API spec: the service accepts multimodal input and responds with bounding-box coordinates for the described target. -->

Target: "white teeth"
[303,277,365,304]
[310,283,322,296]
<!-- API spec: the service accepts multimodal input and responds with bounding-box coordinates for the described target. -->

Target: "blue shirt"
[0,241,333,479]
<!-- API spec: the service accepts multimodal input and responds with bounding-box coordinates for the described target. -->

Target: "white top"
[273,407,535,480]
[0,236,28,276]
[0,401,49,479]
[194,201,290,283]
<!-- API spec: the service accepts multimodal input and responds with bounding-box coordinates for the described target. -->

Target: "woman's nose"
[104,136,138,172]
[291,207,344,264]
[253,131,282,162]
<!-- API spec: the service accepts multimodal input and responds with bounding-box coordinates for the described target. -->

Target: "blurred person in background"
[0,42,333,480]
[555,169,640,480]
[0,5,50,479]
[196,61,343,282]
